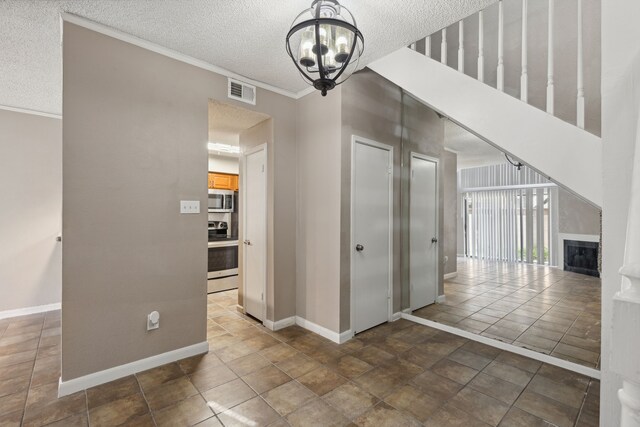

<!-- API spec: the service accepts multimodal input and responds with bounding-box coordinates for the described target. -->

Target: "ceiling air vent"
[228,78,256,105]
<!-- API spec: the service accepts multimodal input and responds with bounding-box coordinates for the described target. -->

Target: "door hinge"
[261,292,264,301]
[388,167,392,175]
[261,164,265,173]
[411,169,415,179]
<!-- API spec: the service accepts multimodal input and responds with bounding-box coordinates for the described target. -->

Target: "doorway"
[242,144,267,321]
[351,136,393,334]
[410,154,439,311]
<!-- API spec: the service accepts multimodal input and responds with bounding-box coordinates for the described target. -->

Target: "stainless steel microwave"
[208,190,234,213]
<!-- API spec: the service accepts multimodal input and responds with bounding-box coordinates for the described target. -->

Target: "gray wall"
[0,109,61,313]
[558,187,601,235]
[340,71,445,332]
[295,90,342,332]
[442,151,458,275]
[62,23,297,381]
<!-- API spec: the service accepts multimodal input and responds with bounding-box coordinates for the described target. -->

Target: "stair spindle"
[547,0,555,114]
[521,0,528,102]
[497,0,505,91]
[441,28,448,65]
[478,10,484,82]
[458,20,465,73]
[576,0,585,128]
[425,36,431,58]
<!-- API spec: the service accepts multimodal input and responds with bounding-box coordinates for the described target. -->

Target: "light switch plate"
[180,200,200,214]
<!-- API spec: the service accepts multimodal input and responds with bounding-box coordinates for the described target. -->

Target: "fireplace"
[563,239,599,277]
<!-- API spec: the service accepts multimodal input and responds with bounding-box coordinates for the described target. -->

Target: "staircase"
[368,0,602,208]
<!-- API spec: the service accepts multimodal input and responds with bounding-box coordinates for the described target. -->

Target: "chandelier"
[286,0,364,96]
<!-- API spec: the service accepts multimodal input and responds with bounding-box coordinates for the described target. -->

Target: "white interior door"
[243,146,266,321]
[410,155,438,311]
[352,137,392,334]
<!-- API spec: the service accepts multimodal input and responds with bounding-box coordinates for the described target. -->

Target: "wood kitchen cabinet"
[208,172,239,190]
[229,175,239,191]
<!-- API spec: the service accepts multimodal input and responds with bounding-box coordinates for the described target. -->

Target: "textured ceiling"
[444,120,506,170]
[208,100,269,144]
[0,0,494,115]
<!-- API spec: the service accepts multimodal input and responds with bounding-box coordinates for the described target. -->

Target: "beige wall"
[558,188,601,236]
[62,23,297,381]
[0,109,62,313]
[442,151,458,275]
[295,90,342,332]
[339,71,445,332]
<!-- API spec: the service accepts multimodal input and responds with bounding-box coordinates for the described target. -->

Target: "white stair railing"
[419,0,598,133]
[441,28,448,65]
[478,11,485,82]
[611,114,640,427]
[520,0,528,102]
[497,0,505,92]
[576,0,585,129]
[547,0,554,114]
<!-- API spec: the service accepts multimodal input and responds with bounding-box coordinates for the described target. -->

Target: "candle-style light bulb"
[312,25,330,55]
[335,26,352,63]
[298,27,316,67]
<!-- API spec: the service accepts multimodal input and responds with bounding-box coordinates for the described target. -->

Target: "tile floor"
[0,288,599,426]
[414,258,601,368]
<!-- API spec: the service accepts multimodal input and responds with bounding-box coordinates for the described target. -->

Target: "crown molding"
[59,12,315,100]
[0,104,61,120]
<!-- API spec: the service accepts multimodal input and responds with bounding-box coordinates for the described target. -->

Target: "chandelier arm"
[334,55,360,87]
[314,5,326,80]
[315,22,325,80]
[287,18,358,37]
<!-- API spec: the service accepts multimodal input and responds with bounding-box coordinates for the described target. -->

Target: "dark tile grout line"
[18,313,45,427]
[133,374,157,427]
[84,389,91,427]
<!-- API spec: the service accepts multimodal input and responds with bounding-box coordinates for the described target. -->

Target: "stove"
[208,221,228,241]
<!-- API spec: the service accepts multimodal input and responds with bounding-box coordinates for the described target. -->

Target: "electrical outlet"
[180,200,200,214]
[147,311,160,330]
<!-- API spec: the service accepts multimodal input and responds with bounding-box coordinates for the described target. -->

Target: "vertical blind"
[460,164,557,266]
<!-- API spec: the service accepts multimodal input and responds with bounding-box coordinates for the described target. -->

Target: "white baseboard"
[436,295,446,303]
[0,302,61,320]
[264,316,296,331]
[295,316,352,344]
[392,308,412,321]
[339,329,354,343]
[401,313,601,380]
[444,272,458,280]
[58,341,209,397]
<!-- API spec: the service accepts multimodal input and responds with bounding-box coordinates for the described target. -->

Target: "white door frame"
[410,152,440,310]
[242,143,267,324]
[350,135,394,334]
